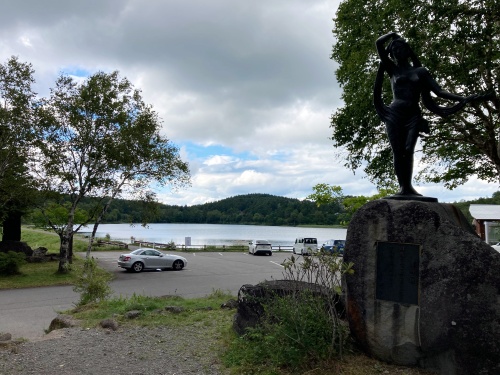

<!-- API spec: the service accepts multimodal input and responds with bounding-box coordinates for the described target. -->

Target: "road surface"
[0,250,293,340]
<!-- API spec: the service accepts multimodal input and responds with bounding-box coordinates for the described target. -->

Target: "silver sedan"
[117,248,187,272]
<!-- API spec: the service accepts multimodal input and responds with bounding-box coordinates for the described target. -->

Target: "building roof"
[469,204,500,220]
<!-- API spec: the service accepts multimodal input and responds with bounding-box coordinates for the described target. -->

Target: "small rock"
[0,332,12,342]
[124,310,141,319]
[99,319,119,331]
[164,306,185,314]
[48,315,79,333]
[220,299,238,309]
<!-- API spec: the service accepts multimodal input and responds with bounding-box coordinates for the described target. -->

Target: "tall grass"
[222,252,354,374]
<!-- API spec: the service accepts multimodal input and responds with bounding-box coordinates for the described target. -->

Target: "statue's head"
[387,38,410,62]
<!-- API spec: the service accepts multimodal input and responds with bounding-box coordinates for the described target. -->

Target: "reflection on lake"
[82,223,347,247]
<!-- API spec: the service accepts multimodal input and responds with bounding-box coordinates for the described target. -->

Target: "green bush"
[223,252,354,374]
[73,257,112,305]
[0,251,27,275]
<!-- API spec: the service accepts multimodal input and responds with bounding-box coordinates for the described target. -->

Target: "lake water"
[84,223,347,247]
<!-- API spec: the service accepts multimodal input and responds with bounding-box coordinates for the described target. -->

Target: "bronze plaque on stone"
[376,242,420,305]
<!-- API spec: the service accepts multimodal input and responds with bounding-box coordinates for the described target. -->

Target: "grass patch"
[0,257,83,289]
[69,289,236,330]
[0,226,115,290]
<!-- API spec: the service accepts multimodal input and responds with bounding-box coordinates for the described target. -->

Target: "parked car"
[248,240,273,256]
[292,237,318,255]
[117,248,187,272]
[321,239,345,255]
[491,242,500,253]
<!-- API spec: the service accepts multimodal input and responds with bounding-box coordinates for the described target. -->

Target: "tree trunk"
[68,235,73,264]
[58,225,72,273]
[2,210,21,241]
[86,222,100,259]
[85,187,123,258]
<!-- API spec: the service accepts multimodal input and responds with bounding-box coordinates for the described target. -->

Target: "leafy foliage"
[40,193,346,226]
[0,57,37,222]
[32,71,190,272]
[306,183,344,207]
[223,252,353,374]
[73,257,112,306]
[0,251,26,275]
[331,0,500,189]
[306,184,398,224]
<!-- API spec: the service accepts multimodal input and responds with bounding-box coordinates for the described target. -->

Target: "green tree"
[306,183,345,207]
[307,183,398,224]
[331,0,499,190]
[0,57,37,231]
[34,71,190,273]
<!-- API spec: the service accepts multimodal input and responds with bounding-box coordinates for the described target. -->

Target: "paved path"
[0,250,293,340]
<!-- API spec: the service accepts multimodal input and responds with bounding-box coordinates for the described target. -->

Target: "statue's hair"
[386,37,408,59]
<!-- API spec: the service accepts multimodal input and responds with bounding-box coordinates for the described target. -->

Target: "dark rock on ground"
[164,306,185,314]
[48,315,80,333]
[0,241,32,256]
[26,247,49,263]
[125,310,141,319]
[220,299,238,309]
[233,279,344,335]
[99,319,119,331]
[0,333,11,342]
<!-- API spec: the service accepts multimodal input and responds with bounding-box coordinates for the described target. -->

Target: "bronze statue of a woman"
[374,32,492,198]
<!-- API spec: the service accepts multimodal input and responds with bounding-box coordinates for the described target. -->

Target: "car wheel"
[268,251,272,256]
[292,249,296,254]
[131,262,144,273]
[173,259,184,271]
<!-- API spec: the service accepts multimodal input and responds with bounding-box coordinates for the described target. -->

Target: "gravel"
[0,325,227,375]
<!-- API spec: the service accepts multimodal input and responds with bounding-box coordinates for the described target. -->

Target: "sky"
[1,0,498,206]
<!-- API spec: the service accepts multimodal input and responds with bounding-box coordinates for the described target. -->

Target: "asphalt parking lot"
[93,250,293,298]
[0,250,297,340]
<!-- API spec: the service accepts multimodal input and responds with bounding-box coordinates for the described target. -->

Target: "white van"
[293,237,318,255]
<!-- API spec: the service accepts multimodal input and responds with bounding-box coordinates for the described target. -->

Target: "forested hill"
[102,193,344,226]
[53,191,499,227]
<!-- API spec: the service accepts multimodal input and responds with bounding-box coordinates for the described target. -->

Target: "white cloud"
[1,0,497,207]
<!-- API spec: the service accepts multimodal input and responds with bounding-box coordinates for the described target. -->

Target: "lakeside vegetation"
[27,193,345,227]
[26,191,500,228]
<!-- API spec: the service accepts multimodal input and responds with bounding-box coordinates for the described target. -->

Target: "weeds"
[223,252,354,374]
[72,257,112,305]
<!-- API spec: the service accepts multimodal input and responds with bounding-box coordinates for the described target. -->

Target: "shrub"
[224,252,354,373]
[165,240,176,250]
[73,257,112,305]
[0,251,26,275]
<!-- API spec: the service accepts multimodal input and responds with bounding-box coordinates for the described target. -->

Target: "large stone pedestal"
[343,199,500,375]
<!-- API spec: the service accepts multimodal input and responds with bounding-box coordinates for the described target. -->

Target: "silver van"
[292,237,318,255]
